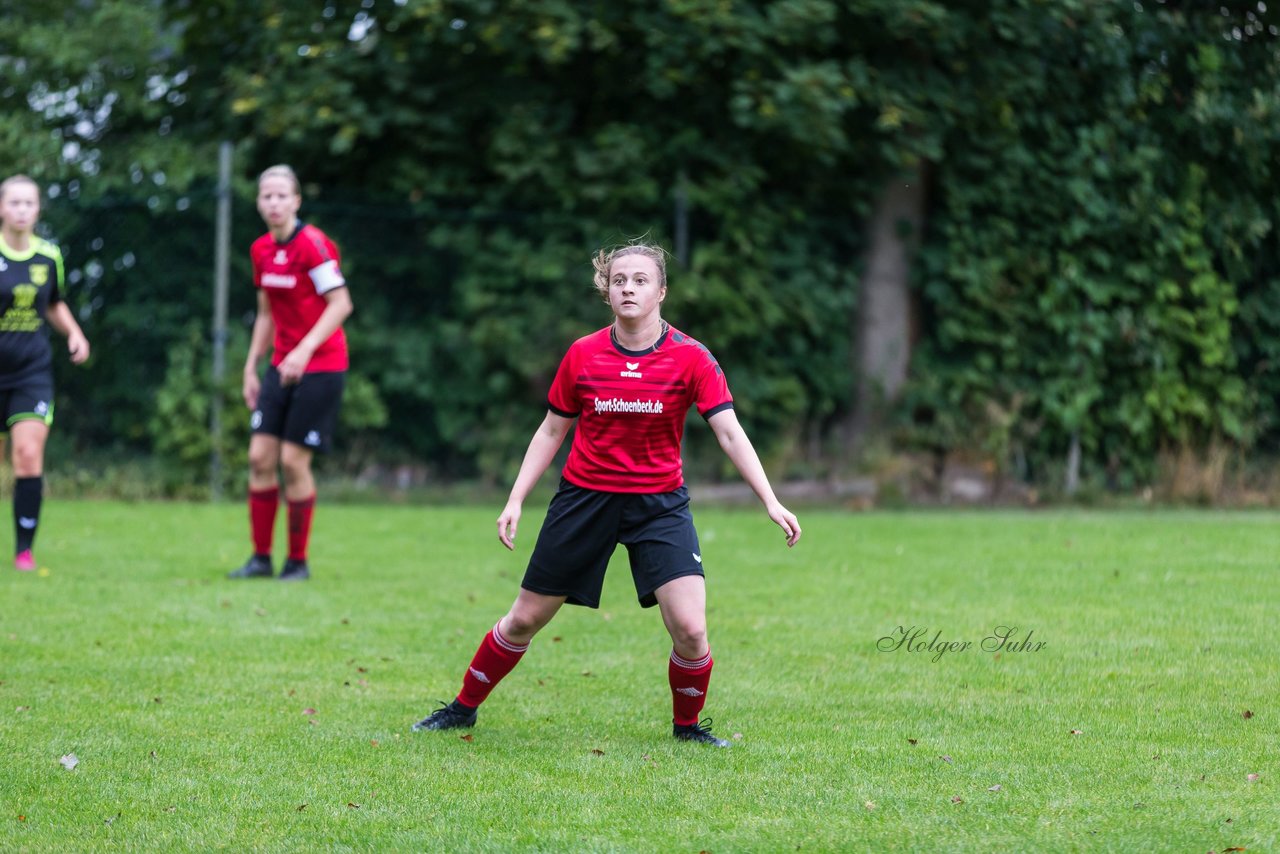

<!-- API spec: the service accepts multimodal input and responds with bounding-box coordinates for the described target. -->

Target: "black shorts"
[522,479,704,609]
[0,375,55,432]
[251,366,345,452]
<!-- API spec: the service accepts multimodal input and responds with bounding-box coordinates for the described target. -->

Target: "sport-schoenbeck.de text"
[594,397,665,414]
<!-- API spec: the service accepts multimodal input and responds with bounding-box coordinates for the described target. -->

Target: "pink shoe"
[14,550,36,572]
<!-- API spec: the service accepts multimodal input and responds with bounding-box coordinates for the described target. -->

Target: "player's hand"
[767,502,802,547]
[243,372,260,410]
[67,333,90,365]
[278,350,310,385]
[496,501,522,551]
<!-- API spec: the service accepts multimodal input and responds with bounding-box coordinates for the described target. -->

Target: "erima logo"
[34,401,49,416]
[304,430,322,447]
[468,667,491,684]
[250,411,263,429]
[692,553,702,564]
[0,259,6,271]
[620,360,643,379]
[274,249,288,264]
[676,687,704,697]
[18,517,37,529]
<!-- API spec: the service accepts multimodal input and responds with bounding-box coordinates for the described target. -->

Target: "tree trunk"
[848,165,928,453]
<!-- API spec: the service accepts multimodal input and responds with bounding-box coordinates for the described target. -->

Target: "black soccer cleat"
[278,558,311,582]
[673,718,731,748]
[412,700,478,732]
[228,554,273,579]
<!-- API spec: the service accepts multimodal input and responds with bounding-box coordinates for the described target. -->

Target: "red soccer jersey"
[547,324,734,493]
[250,222,349,372]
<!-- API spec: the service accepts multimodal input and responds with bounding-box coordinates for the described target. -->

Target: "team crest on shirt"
[12,284,37,309]
[29,264,48,286]
[620,361,643,379]
[274,249,288,265]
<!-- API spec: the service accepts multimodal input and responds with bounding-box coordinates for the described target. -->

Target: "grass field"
[1,501,1277,851]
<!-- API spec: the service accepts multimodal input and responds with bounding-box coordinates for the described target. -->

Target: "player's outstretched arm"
[497,411,575,550]
[707,408,801,547]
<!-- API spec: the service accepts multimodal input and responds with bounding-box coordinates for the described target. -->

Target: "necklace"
[612,319,668,353]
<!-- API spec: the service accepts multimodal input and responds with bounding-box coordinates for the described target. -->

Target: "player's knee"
[247,446,277,477]
[503,610,549,640]
[10,443,43,474]
[669,622,707,653]
[279,450,312,481]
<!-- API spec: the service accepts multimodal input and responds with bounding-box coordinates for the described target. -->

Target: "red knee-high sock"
[249,487,279,556]
[457,622,529,709]
[287,495,316,561]
[669,649,713,726]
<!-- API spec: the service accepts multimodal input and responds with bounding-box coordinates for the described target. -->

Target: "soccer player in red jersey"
[0,175,91,571]
[228,166,353,582]
[413,243,801,746]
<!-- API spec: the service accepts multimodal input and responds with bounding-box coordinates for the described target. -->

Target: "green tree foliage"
[4,1,1280,490]
[903,1,1280,486]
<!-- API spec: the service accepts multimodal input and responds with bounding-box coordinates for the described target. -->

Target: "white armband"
[308,259,346,294]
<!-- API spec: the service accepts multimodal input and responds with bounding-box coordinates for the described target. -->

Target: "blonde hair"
[592,243,668,302]
[0,174,40,204]
[258,164,301,195]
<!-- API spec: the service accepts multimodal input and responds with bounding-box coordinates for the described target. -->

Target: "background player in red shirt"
[0,175,90,571]
[228,165,353,582]
[413,243,801,746]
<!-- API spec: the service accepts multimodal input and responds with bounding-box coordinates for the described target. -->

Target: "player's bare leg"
[656,576,729,747]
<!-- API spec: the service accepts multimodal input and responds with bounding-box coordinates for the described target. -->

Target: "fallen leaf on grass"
[149,751,157,759]
[950,796,963,804]
[15,706,29,713]
[988,785,1002,792]
[296,804,307,812]
[581,670,593,677]
[340,618,350,625]
[460,734,473,742]
[104,812,120,825]
[1223,847,1247,852]
[254,608,266,617]
[552,637,562,643]
[864,801,876,811]
[153,697,162,704]
[939,755,952,763]
[1070,729,1083,736]
[1242,710,1254,720]
[17,815,25,821]
[370,740,379,747]
[347,802,360,809]
[907,738,918,746]
[732,733,743,741]
[590,749,604,756]
[302,708,317,716]
[59,753,79,771]
[1246,773,1259,783]
[163,806,175,813]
